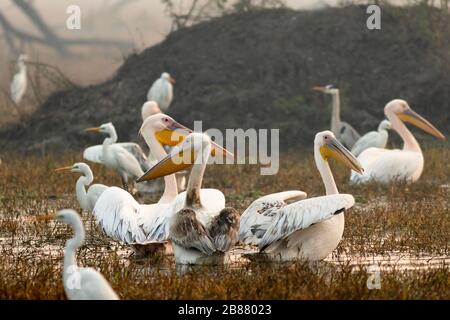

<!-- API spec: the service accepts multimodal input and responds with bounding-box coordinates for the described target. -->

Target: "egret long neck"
[330,91,341,134]
[63,217,85,279]
[387,111,421,152]
[76,170,93,210]
[144,130,178,203]
[314,145,339,195]
[185,144,210,207]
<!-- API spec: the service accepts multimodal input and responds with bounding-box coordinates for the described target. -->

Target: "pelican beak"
[30,213,57,222]
[84,127,101,133]
[398,109,445,140]
[154,121,234,160]
[169,77,176,84]
[54,166,72,173]
[320,137,364,174]
[311,86,326,92]
[137,145,195,182]
[154,121,192,146]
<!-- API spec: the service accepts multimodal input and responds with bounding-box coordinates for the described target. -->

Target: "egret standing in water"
[84,123,147,193]
[147,72,175,111]
[10,54,28,105]
[37,209,119,300]
[350,99,445,184]
[312,84,361,149]
[55,163,107,211]
[351,120,391,157]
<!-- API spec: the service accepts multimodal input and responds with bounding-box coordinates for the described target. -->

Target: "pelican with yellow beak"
[239,131,364,261]
[350,99,445,184]
[137,132,239,264]
[92,116,232,255]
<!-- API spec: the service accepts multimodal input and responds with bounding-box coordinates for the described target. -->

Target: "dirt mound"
[1,5,449,153]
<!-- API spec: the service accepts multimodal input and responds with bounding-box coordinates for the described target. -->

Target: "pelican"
[83,122,148,192]
[92,116,231,253]
[10,54,28,105]
[138,133,240,265]
[350,99,445,184]
[312,84,361,148]
[141,101,162,121]
[37,209,119,300]
[55,163,107,211]
[239,131,363,262]
[146,72,175,111]
[351,120,392,157]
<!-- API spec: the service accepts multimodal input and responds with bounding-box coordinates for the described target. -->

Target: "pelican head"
[55,162,90,175]
[140,113,191,147]
[311,84,338,95]
[162,72,175,84]
[137,132,232,182]
[385,100,445,140]
[141,101,162,120]
[378,119,392,131]
[84,122,115,136]
[316,131,364,174]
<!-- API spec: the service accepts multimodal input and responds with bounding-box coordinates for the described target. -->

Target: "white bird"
[351,120,392,157]
[55,163,107,211]
[37,209,119,300]
[138,132,239,265]
[83,123,147,192]
[92,115,231,252]
[239,131,364,262]
[146,72,175,111]
[312,84,361,149]
[350,99,445,184]
[141,101,162,121]
[10,54,28,105]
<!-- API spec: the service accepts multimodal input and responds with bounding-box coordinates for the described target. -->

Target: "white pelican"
[55,163,107,211]
[10,54,28,105]
[37,209,119,300]
[138,133,239,264]
[141,101,162,121]
[351,120,391,157]
[312,85,361,148]
[146,72,175,111]
[350,99,445,184]
[92,116,231,253]
[239,131,363,262]
[84,122,147,192]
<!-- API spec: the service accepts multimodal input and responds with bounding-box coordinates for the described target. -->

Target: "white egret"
[84,123,146,192]
[10,54,28,105]
[138,133,239,265]
[55,163,107,211]
[92,116,231,254]
[351,120,392,157]
[239,131,363,261]
[37,209,119,300]
[146,72,175,111]
[312,85,361,148]
[350,99,445,184]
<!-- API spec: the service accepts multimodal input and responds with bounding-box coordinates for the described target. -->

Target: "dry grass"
[0,146,449,299]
